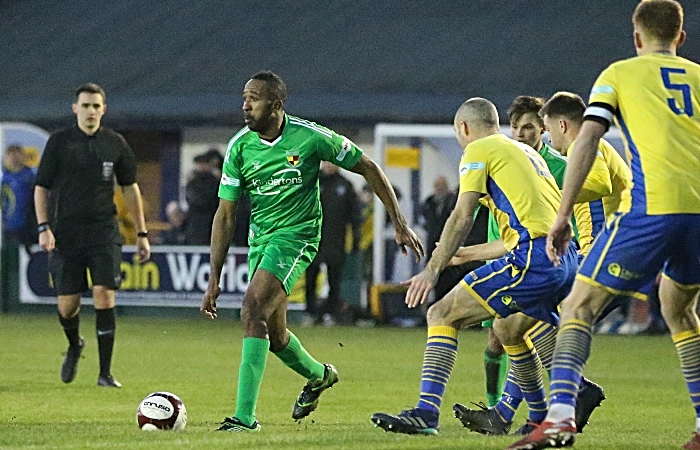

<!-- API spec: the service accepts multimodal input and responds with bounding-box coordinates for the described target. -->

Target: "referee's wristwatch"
[37,222,51,234]
[137,230,148,238]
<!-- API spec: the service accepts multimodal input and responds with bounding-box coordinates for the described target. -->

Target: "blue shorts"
[578,211,700,299]
[460,238,578,326]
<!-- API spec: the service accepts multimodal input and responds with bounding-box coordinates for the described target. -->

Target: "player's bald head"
[455,98,499,130]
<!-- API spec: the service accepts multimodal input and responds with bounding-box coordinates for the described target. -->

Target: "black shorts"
[48,244,122,295]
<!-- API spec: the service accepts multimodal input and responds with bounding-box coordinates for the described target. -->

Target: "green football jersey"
[538,143,567,189]
[486,142,578,242]
[219,114,363,246]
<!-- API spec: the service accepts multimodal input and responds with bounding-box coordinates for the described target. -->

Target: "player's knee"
[58,304,80,319]
[660,296,696,331]
[493,319,521,346]
[268,329,290,352]
[559,290,605,324]
[240,300,264,324]
[426,299,451,326]
[92,286,115,309]
[239,306,269,338]
[487,329,504,352]
[57,295,81,318]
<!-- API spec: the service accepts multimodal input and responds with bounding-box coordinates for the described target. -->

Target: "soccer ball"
[136,392,187,431]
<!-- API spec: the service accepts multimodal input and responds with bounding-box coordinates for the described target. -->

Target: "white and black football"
[136,392,187,431]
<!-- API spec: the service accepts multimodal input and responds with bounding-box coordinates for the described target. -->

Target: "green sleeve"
[218,146,243,201]
[473,204,501,242]
[550,164,567,189]
[315,129,363,171]
[487,213,500,242]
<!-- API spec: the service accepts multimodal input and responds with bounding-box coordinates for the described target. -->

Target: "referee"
[34,83,150,387]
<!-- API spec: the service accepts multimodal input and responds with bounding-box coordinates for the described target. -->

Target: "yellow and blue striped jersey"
[572,202,594,256]
[575,143,612,204]
[569,138,632,255]
[459,134,561,251]
[586,53,700,215]
[595,138,631,218]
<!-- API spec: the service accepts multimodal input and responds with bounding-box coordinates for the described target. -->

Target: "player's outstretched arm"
[349,154,424,261]
[548,120,607,264]
[443,239,508,266]
[403,191,481,308]
[201,199,237,320]
[122,183,151,262]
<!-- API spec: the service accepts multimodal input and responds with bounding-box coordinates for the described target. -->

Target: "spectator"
[1,144,37,245]
[184,152,220,245]
[421,175,456,259]
[159,200,187,245]
[432,202,489,302]
[305,161,361,325]
[204,148,224,178]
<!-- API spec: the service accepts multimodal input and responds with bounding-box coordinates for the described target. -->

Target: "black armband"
[37,222,51,233]
[137,230,148,238]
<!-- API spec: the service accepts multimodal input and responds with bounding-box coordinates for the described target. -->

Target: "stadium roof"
[2,1,699,128]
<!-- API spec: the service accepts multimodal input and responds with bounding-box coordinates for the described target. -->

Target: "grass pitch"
[0,313,692,449]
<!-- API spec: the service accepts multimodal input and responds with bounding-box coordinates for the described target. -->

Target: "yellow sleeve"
[573,202,594,256]
[576,151,612,203]
[588,65,619,111]
[459,146,488,195]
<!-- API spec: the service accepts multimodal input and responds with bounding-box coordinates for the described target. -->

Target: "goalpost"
[372,123,457,286]
[371,123,625,287]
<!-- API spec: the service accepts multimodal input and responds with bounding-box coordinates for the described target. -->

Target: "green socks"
[233,332,324,426]
[234,337,270,426]
[273,331,325,380]
[485,349,509,407]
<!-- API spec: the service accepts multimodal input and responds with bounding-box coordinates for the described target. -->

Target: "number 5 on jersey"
[661,67,694,117]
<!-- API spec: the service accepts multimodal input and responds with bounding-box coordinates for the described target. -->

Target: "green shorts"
[248,236,318,295]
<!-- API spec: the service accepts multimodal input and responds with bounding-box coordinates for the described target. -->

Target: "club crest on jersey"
[286,150,300,166]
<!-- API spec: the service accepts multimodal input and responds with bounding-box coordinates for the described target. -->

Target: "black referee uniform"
[37,125,136,292]
[36,124,137,387]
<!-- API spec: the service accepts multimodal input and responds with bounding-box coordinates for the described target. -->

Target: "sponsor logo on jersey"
[591,85,614,95]
[336,138,352,162]
[102,161,114,181]
[221,173,240,186]
[252,161,261,170]
[501,295,521,312]
[607,263,641,280]
[459,162,484,175]
[286,150,300,166]
[252,168,303,196]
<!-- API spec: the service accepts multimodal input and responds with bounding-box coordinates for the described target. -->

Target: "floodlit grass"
[0,313,692,449]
